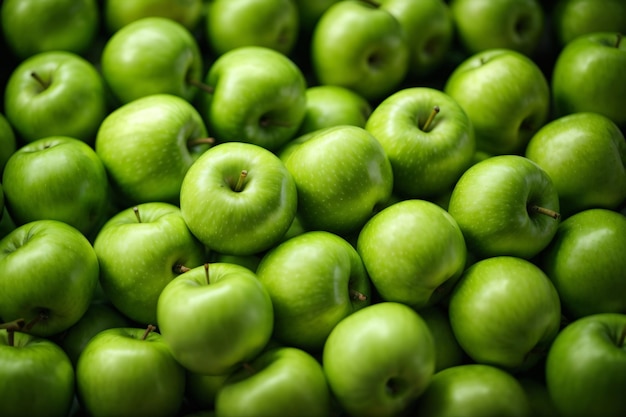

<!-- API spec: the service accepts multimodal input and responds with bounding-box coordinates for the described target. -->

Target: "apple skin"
[0,329,75,417]
[278,125,394,236]
[2,136,110,237]
[215,346,331,417]
[356,199,467,310]
[525,112,626,217]
[552,0,626,46]
[75,327,186,417]
[205,0,300,56]
[0,220,99,337]
[200,45,307,151]
[551,32,626,128]
[0,0,99,59]
[103,0,204,33]
[322,302,436,417]
[539,208,626,319]
[365,87,475,199]
[95,93,210,206]
[3,50,108,144]
[156,263,274,376]
[93,202,208,326]
[0,112,16,175]
[256,231,371,352]
[100,16,204,105]
[447,155,561,260]
[444,48,550,155]
[310,0,410,102]
[414,364,532,417]
[545,313,626,417]
[448,256,562,372]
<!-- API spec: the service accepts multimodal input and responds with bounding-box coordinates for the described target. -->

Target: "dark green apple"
[103,0,204,33]
[552,0,626,46]
[0,112,16,175]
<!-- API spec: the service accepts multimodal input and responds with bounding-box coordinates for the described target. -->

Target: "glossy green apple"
[2,136,109,236]
[157,263,274,376]
[206,0,299,56]
[3,51,108,144]
[0,220,99,337]
[95,93,210,206]
[76,326,186,417]
[379,0,454,77]
[323,302,436,417]
[0,112,16,174]
[278,125,393,236]
[552,0,626,46]
[101,17,204,105]
[448,155,561,260]
[296,85,372,136]
[545,313,626,417]
[365,87,475,198]
[449,256,562,372]
[215,346,331,417]
[539,208,626,319]
[551,32,626,127]
[357,199,467,310]
[0,0,99,59]
[310,0,409,102]
[0,325,75,417]
[415,364,532,417]
[200,45,307,151]
[103,0,204,33]
[256,230,371,352]
[525,112,626,217]
[94,202,207,325]
[444,48,550,155]
[180,141,298,256]
[418,305,467,372]
[449,0,545,56]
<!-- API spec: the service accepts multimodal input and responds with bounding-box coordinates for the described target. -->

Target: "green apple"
[379,0,454,78]
[525,112,626,217]
[0,112,16,174]
[103,0,204,33]
[0,0,99,59]
[2,136,109,237]
[417,305,467,372]
[200,45,307,151]
[0,323,75,417]
[449,0,545,56]
[539,208,626,319]
[365,87,475,198]
[310,0,409,102]
[447,154,561,260]
[415,364,532,417]
[278,125,394,236]
[180,141,298,256]
[101,16,205,105]
[448,256,562,372]
[206,0,300,56]
[323,302,436,417]
[156,263,274,376]
[94,202,207,325]
[95,93,210,206]
[215,346,331,417]
[444,48,550,155]
[3,51,108,144]
[296,85,372,136]
[0,220,99,337]
[256,230,371,352]
[293,0,340,33]
[552,0,626,46]
[76,326,186,417]
[356,199,467,310]
[551,32,626,127]
[545,313,626,417]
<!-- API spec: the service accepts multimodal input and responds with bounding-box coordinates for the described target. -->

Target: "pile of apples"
[1,0,625,416]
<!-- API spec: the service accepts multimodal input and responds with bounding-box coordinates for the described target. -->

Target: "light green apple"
[552,0,626,46]
[103,0,204,33]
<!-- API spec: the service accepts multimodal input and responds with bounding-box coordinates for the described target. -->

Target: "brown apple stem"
[618,325,626,347]
[421,106,440,132]
[349,289,367,301]
[204,263,210,285]
[187,78,215,95]
[528,205,561,220]
[234,170,248,192]
[142,324,156,340]
[30,71,50,89]
[187,137,215,148]
[173,264,191,274]
[24,311,49,332]
[1,318,26,347]
[133,206,142,223]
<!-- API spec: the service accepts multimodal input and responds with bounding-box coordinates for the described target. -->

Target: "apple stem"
[421,106,440,132]
[173,264,191,274]
[1,319,26,347]
[142,324,156,341]
[30,71,49,89]
[618,325,626,347]
[349,289,367,301]
[133,206,142,223]
[528,205,560,220]
[234,170,248,192]
[204,263,210,285]
[187,137,215,148]
[187,78,215,95]
[24,311,49,333]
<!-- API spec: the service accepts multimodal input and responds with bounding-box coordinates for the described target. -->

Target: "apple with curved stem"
[552,0,626,46]
[103,0,204,33]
